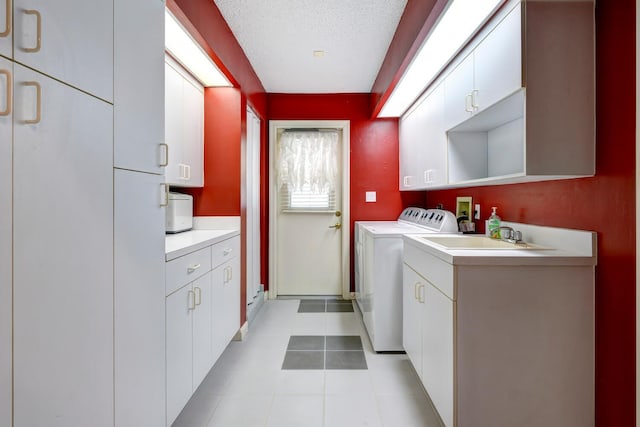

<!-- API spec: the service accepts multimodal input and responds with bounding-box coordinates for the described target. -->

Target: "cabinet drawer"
[404,245,455,300]
[212,235,240,268]
[166,246,212,295]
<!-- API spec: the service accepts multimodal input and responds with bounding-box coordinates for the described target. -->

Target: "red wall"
[185,88,242,215]
[424,2,636,425]
[268,93,425,289]
[178,0,635,424]
[172,0,268,326]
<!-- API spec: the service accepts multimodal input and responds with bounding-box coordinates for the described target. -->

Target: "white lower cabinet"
[166,282,197,425]
[403,235,595,427]
[166,235,241,426]
[403,265,454,427]
[212,255,241,362]
[166,271,215,425]
[193,272,214,387]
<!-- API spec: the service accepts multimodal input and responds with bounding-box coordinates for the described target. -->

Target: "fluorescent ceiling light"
[378,0,502,117]
[165,9,232,87]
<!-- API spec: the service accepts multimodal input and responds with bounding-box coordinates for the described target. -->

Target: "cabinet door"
[212,257,240,362]
[166,285,194,426]
[443,53,474,130]
[114,169,166,427]
[422,83,447,187]
[182,77,204,187]
[114,0,165,174]
[0,1,10,58]
[402,265,423,379]
[473,4,522,113]
[224,256,241,343]
[399,95,428,190]
[13,0,113,101]
[422,280,454,427]
[193,271,213,388]
[164,61,185,185]
[13,63,113,426]
[0,56,11,427]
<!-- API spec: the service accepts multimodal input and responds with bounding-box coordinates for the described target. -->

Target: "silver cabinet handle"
[471,89,479,110]
[223,248,233,256]
[159,143,169,167]
[194,286,202,306]
[187,290,195,310]
[160,183,169,207]
[23,9,41,53]
[0,0,11,38]
[187,263,201,274]
[0,69,11,116]
[465,93,473,113]
[418,284,425,304]
[22,81,41,124]
[414,282,420,301]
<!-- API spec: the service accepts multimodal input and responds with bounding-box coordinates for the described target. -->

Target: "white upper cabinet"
[114,0,165,174]
[443,54,474,130]
[12,0,113,101]
[400,82,446,190]
[0,1,10,58]
[164,55,204,187]
[182,75,205,186]
[400,0,594,190]
[472,5,522,113]
[444,4,522,130]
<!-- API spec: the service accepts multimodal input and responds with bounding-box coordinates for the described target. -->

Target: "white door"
[246,107,261,306]
[273,126,345,296]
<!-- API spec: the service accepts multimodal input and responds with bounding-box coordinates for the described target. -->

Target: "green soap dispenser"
[488,207,501,239]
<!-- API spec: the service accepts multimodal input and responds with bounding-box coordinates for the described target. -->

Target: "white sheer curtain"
[277,130,339,194]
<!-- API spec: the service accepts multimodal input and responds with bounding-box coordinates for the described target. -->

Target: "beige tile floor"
[173,298,444,427]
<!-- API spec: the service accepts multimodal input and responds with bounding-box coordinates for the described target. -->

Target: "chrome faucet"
[498,226,523,244]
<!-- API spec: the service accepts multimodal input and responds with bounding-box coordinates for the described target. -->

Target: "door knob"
[329,223,342,230]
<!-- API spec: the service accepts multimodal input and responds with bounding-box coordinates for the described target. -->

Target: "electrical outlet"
[474,204,481,220]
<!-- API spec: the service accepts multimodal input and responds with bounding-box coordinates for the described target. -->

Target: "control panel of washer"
[398,207,458,233]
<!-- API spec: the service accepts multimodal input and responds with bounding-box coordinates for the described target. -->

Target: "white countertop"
[403,222,597,267]
[165,229,240,261]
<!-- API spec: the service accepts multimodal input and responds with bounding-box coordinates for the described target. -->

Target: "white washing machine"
[355,207,458,352]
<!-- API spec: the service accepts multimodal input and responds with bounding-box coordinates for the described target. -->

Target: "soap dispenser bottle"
[488,207,501,239]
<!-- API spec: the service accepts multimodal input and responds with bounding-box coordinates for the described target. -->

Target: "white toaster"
[166,192,193,233]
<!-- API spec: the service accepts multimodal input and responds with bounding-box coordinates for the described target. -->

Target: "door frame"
[268,120,351,299]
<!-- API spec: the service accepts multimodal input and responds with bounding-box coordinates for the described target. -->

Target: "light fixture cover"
[165,9,232,87]
[378,0,503,118]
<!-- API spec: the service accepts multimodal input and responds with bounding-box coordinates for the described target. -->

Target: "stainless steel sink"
[420,235,551,250]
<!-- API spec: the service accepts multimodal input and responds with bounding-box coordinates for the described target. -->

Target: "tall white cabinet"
[1,0,167,425]
[114,0,167,426]
[9,38,114,427]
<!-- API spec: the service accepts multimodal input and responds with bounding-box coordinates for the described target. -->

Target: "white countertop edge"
[403,229,597,267]
[165,229,240,261]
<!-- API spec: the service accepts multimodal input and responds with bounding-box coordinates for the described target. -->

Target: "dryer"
[355,207,457,352]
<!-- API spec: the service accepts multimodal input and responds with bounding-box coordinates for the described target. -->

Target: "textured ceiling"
[212,0,408,93]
